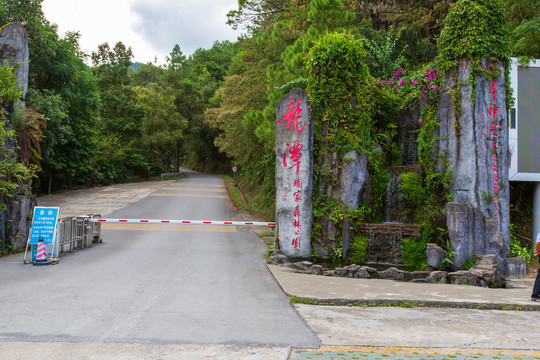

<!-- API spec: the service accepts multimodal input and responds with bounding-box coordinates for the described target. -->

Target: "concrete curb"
[286,295,540,311]
[267,264,540,311]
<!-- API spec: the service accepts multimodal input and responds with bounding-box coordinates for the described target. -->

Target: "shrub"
[402,237,428,270]
[349,235,368,264]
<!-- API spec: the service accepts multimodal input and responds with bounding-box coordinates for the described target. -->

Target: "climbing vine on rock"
[437,0,511,109]
[305,32,400,259]
[0,64,35,211]
[437,0,510,75]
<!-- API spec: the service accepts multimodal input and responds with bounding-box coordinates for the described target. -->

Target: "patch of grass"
[397,301,415,308]
[235,177,275,221]
[219,175,250,212]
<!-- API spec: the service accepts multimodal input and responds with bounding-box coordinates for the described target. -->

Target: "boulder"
[426,243,446,269]
[266,254,290,266]
[379,267,413,281]
[426,271,448,283]
[448,270,481,286]
[334,267,347,277]
[4,195,36,250]
[309,264,326,275]
[470,254,504,288]
[352,268,371,279]
[293,261,313,271]
[323,270,336,276]
[445,203,506,273]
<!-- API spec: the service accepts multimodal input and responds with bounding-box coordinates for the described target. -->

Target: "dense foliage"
[1,0,538,257]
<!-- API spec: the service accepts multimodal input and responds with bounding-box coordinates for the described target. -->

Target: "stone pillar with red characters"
[275,88,313,259]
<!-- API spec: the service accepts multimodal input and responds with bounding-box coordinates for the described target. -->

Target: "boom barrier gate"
[27,215,275,264]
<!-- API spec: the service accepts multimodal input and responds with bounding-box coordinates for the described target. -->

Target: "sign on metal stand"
[24,207,60,265]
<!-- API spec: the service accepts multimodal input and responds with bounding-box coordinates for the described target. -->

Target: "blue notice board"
[29,207,59,245]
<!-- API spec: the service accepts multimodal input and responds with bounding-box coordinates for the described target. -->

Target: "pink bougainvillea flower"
[419,119,424,125]
[411,80,418,86]
[388,80,394,85]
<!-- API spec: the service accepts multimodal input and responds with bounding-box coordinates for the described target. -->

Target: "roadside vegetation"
[1,0,538,257]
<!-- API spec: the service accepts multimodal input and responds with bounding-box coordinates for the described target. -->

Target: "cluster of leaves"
[399,171,426,221]
[508,224,535,265]
[0,114,36,209]
[2,0,537,253]
[437,0,510,74]
[199,0,536,229]
[402,237,429,270]
[348,234,368,265]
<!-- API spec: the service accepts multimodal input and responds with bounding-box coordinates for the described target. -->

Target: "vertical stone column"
[437,59,510,269]
[275,88,313,259]
[0,23,29,99]
[0,23,34,251]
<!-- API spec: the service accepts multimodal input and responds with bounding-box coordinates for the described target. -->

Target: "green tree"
[504,0,540,58]
[23,27,101,191]
[168,41,239,172]
[133,83,187,171]
[166,44,186,72]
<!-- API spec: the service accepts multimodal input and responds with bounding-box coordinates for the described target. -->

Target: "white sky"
[41,0,243,64]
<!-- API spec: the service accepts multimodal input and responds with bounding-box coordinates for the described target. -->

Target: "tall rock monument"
[0,23,35,252]
[275,88,313,259]
[0,23,29,99]
[435,0,510,272]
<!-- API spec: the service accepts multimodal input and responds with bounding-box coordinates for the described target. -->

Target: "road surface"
[3,171,540,359]
[0,171,319,358]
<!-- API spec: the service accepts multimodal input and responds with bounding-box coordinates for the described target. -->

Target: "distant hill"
[130,62,143,71]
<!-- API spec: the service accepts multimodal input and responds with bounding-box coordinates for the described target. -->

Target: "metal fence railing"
[160,171,183,181]
[57,215,102,254]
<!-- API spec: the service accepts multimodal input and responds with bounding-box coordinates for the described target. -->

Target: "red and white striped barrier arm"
[88,218,276,226]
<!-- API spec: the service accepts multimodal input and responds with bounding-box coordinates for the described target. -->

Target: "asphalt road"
[0,171,319,357]
[3,171,540,360]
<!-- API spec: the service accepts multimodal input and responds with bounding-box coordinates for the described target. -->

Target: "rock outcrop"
[275,88,314,259]
[269,253,508,288]
[0,23,29,98]
[437,59,510,273]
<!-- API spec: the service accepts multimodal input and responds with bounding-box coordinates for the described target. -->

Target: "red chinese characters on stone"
[488,80,497,102]
[488,86,501,227]
[293,190,302,203]
[278,98,308,250]
[283,140,303,175]
[278,98,306,134]
[489,104,499,118]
